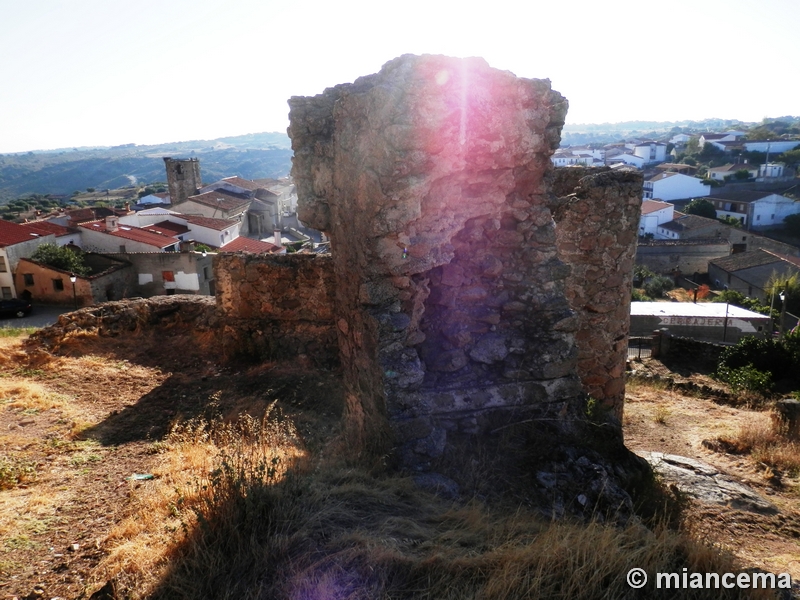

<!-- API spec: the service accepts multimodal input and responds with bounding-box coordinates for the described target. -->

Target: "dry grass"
[96,407,305,596]
[135,463,770,600]
[722,414,800,476]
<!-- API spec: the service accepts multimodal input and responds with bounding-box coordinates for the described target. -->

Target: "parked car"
[0,298,32,318]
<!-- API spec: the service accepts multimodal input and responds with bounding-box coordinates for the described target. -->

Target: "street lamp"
[69,273,77,310]
[779,290,787,335]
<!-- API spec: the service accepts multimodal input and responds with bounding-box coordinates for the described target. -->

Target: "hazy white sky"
[1,0,798,153]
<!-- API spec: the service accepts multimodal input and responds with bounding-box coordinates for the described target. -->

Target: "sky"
[1,0,798,153]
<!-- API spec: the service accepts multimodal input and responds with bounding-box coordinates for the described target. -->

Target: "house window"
[119,245,127,252]
[0,257,6,273]
[727,274,731,284]
[756,215,760,221]
[53,279,64,291]
[1,287,11,300]
[23,273,34,286]
[203,266,210,280]
[162,271,175,282]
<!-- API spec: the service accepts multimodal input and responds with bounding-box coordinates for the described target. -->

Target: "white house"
[643,173,711,201]
[632,142,667,165]
[707,163,758,182]
[610,152,646,169]
[551,150,593,167]
[120,208,242,249]
[144,215,240,249]
[639,200,674,237]
[759,163,786,179]
[699,132,742,148]
[79,216,181,253]
[743,140,800,154]
[669,133,692,145]
[706,190,800,229]
[138,192,171,205]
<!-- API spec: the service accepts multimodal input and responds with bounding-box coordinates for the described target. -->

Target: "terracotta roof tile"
[0,220,46,247]
[220,237,280,253]
[79,220,179,249]
[20,221,72,237]
[184,189,251,213]
[180,215,239,231]
[641,200,673,215]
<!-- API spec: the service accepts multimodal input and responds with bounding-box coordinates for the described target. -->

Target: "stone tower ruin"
[288,55,643,479]
[163,157,202,206]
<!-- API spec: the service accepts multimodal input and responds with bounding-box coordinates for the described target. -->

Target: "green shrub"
[643,275,674,299]
[715,364,773,395]
[717,336,795,382]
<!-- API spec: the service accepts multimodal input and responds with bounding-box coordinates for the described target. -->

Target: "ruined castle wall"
[552,168,643,418]
[289,55,589,463]
[214,253,338,367]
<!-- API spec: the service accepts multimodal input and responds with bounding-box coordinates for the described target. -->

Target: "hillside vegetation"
[0,132,292,201]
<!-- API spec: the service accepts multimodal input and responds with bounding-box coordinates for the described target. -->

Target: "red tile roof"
[185,189,250,213]
[220,237,280,253]
[79,220,179,249]
[180,214,239,231]
[143,221,191,236]
[21,221,72,237]
[641,200,673,215]
[220,176,261,191]
[0,219,45,247]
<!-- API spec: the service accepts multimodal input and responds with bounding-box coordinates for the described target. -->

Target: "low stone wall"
[662,334,726,369]
[27,295,219,352]
[636,239,730,275]
[214,253,338,367]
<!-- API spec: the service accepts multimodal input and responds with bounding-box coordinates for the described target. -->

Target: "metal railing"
[627,337,652,359]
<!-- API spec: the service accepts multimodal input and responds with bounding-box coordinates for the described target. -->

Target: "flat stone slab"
[638,451,778,515]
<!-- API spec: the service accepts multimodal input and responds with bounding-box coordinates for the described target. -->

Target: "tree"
[30,244,90,276]
[784,214,800,237]
[764,271,800,317]
[684,198,716,219]
[734,169,751,180]
[778,149,800,170]
[718,215,742,228]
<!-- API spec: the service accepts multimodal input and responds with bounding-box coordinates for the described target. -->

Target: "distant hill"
[0,132,293,201]
[560,118,758,146]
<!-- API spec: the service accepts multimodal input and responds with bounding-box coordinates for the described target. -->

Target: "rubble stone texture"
[215,253,338,366]
[289,55,642,465]
[552,168,644,420]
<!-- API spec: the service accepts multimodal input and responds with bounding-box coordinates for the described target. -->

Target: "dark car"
[0,298,32,319]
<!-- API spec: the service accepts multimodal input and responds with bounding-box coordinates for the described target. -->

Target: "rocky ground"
[625,359,800,580]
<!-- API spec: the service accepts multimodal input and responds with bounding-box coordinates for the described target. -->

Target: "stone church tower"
[163,157,201,206]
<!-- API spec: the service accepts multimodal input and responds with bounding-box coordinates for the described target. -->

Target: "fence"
[627,336,652,359]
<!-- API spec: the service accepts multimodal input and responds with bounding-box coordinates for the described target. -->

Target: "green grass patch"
[0,326,39,338]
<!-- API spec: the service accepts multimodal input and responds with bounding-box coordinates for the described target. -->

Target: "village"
[0,157,331,311]
[555,129,800,344]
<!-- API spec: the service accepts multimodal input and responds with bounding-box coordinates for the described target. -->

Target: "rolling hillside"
[0,132,293,201]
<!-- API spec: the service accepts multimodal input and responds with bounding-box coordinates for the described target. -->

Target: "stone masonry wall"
[551,168,643,420]
[289,54,593,464]
[214,253,338,367]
